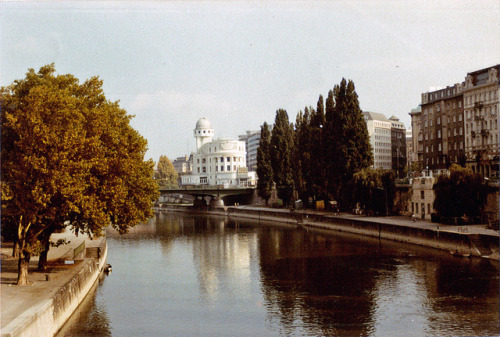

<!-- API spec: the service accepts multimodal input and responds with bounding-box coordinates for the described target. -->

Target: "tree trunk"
[17,252,31,285]
[12,239,20,258]
[38,239,50,271]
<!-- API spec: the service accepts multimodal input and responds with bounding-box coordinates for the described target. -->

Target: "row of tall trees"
[1,64,159,284]
[257,78,373,209]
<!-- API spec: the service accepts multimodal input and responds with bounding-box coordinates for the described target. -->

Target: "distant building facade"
[419,82,465,171]
[463,65,500,178]
[238,130,260,172]
[389,116,407,177]
[173,155,192,174]
[363,111,393,170]
[410,65,499,178]
[181,118,256,187]
[406,127,414,172]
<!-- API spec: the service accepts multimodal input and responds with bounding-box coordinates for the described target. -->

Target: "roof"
[195,118,212,129]
[363,111,389,121]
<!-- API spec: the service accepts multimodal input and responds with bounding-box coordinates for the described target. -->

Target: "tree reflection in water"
[58,212,499,336]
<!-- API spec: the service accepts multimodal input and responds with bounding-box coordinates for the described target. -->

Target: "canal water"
[57,212,499,337]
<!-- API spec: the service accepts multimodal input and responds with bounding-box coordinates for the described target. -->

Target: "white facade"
[239,130,260,172]
[363,111,392,170]
[181,118,256,187]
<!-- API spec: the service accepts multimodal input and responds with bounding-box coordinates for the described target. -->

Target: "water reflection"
[61,212,499,336]
[56,274,112,337]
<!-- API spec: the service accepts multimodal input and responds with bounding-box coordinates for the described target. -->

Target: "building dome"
[196,118,211,129]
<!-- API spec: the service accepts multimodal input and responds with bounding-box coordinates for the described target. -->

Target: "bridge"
[159,185,256,206]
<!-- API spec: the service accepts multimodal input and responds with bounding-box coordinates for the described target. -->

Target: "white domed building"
[181,118,256,188]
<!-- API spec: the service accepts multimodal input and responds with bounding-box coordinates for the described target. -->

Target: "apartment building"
[463,65,500,178]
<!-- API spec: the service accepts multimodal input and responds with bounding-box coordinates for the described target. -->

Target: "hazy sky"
[1,1,499,162]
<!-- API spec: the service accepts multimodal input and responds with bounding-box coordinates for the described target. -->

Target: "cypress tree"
[256,122,273,205]
[270,109,294,207]
[324,79,373,208]
[309,96,326,201]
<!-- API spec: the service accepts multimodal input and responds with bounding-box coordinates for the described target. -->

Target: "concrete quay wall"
[158,206,498,260]
[2,239,108,337]
[225,207,499,260]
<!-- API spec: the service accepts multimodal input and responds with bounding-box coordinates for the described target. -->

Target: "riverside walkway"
[1,230,106,336]
[231,205,499,237]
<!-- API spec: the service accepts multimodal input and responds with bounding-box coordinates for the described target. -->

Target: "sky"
[1,1,499,162]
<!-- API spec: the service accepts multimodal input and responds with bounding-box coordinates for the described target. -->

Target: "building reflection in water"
[61,212,499,336]
[155,212,259,303]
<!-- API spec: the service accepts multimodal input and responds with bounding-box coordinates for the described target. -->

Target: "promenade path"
[235,205,499,237]
[1,229,104,332]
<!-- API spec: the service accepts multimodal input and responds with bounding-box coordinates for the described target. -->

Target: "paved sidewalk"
[236,205,499,237]
[1,229,104,330]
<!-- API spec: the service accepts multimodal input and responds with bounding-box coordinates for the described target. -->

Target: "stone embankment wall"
[158,206,499,260]
[2,239,107,337]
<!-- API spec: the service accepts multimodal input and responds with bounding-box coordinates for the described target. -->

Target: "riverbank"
[1,231,108,337]
[157,205,499,260]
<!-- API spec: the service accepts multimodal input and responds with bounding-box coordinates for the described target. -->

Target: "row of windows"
[375,148,391,153]
[411,202,432,216]
[465,90,498,105]
[423,100,463,115]
[374,135,391,141]
[197,165,239,173]
[466,106,498,119]
[196,156,244,164]
[467,120,498,131]
[202,145,244,154]
[374,128,390,134]
[467,134,499,146]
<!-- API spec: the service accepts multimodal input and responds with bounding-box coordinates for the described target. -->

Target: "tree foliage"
[433,164,488,219]
[1,64,159,284]
[270,109,294,206]
[351,168,395,215]
[256,122,273,204]
[255,78,373,211]
[155,155,178,187]
[324,79,373,207]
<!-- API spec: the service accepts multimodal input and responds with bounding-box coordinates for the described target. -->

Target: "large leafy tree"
[350,168,395,215]
[256,122,273,204]
[324,79,372,208]
[270,109,294,207]
[155,155,178,187]
[1,64,159,285]
[433,164,488,219]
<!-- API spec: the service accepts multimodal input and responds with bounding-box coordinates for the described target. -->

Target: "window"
[216,166,218,172]
[202,167,206,173]
[220,157,224,162]
[438,143,441,151]
[202,158,206,163]
[221,166,224,172]
[227,157,230,162]
[227,165,231,171]
[421,191,425,199]
[428,204,431,214]
[197,159,200,164]
[459,114,462,121]
[234,165,236,171]
[438,130,441,138]
[197,167,200,173]
[215,157,218,163]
